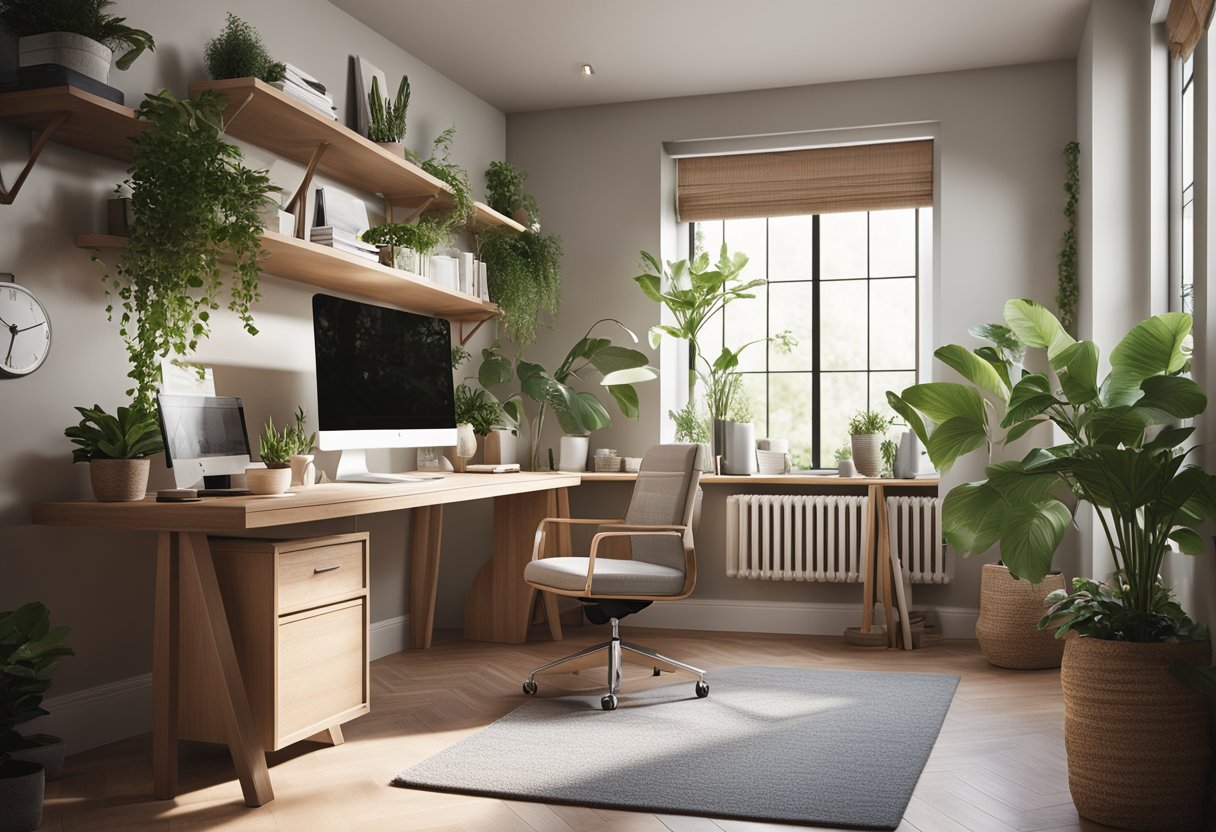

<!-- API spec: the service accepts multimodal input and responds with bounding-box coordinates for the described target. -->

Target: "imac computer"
[156,394,253,492]
[312,293,457,483]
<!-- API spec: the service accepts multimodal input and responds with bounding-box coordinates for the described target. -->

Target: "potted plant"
[367,74,409,157]
[100,89,277,413]
[479,228,564,348]
[834,445,856,477]
[880,438,899,478]
[975,563,1066,670]
[484,160,539,228]
[848,410,893,478]
[888,299,1215,830]
[453,355,507,472]
[0,602,74,832]
[247,415,293,495]
[285,406,317,488]
[64,403,163,501]
[478,321,657,471]
[0,0,155,86]
[704,334,793,475]
[203,12,285,82]
[409,126,474,232]
[670,401,713,473]
[363,217,445,274]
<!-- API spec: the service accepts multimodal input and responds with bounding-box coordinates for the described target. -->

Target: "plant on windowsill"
[247,415,294,495]
[879,438,899,478]
[367,74,409,156]
[203,12,285,82]
[703,334,793,475]
[0,0,155,86]
[484,160,540,229]
[833,445,857,478]
[0,602,74,831]
[847,409,894,478]
[478,321,657,471]
[479,227,563,348]
[887,299,1216,830]
[98,89,278,415]
[64,402,164,502]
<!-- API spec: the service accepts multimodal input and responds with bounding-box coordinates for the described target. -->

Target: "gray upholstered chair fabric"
[523,557,686,595]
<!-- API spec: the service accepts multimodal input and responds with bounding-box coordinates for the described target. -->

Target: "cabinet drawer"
[277,598,367,744]
[278,540,366,612]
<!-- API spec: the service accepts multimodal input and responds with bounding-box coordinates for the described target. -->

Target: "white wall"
[0,0,506,707]
[506,61,1079,615]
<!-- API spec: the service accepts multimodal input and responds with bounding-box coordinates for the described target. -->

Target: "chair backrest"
[621,444,702,571]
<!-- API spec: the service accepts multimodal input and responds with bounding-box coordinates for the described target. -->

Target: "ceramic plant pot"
[245,466,292,495]
[558,435,589,472]
[375,140,406,158]
[0,759,44,832]
[19,32,112,83]
[837,459,857,478]
[453,423,477,472]
[850,434,882,477]
[289,454,316,488]
[715,420,756,475]
[974,564,1066,669]
[484,429,517,465]
[89,458,150,502]
[9,735,64,781]
[1061,636,1211,830]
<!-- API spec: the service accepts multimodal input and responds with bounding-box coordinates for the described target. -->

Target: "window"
[691,208,922,470]
[1180,53,1195,314]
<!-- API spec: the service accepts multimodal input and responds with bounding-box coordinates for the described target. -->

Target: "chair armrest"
[531,517,625,562]
[583,529,690,594]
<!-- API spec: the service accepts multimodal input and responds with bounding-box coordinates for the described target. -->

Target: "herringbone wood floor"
[40,626,1116,832]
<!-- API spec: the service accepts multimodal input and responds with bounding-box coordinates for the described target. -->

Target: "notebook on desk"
[465,464,521,474]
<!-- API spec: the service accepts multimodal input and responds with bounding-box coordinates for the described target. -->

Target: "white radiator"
[724,493,950,584]
[725,495,869,582]
[886,496,950,584]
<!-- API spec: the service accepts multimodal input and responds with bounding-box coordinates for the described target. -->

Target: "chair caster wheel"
[695,681,709,698]
[522,680,537,695]
[601,694,618,711]
[652,667,661,676]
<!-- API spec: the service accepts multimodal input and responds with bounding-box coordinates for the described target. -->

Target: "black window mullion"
[811,215,821,470]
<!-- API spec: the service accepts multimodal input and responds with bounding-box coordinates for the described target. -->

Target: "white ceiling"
[330,0,1093,113]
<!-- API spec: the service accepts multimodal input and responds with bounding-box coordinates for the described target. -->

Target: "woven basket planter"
[89,458,150,502]
[1061,636,1211,830]
[850,434,882,477]
[974,564,1066,669]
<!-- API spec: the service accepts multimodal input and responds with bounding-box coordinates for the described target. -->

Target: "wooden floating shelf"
[472,201,527,233]
[0,85,145,162]
[75,231,500,322]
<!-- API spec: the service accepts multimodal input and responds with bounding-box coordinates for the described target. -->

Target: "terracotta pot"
[89,458,150,502]
[850,434,882,477]
[245,466,292,496]
[975,564,1066,669]
[1061,636,1211,830]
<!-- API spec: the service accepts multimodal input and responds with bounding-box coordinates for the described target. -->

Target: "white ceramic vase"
[453,423,477,472]
[558,435,589,472]
[484,428,518,465]
[289,454,316,488]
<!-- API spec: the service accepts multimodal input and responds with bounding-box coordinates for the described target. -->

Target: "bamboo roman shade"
[1168,0,1215,59]
[675,139,934,222]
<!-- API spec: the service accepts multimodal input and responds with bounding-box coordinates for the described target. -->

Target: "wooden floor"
[41,626,1117,832]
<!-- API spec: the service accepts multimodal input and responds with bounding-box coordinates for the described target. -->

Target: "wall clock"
[0,275,52,378]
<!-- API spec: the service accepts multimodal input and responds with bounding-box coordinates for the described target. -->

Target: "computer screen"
[312,293,456,462]
[156,395,252,489]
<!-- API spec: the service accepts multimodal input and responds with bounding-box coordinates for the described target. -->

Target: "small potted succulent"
[64,403,164,502]
[285,407,317,488]
[848,409,893,478]
[0,602,74,832]
[246,415,293,495]
[0,0,155,87]
[367,74,410,157]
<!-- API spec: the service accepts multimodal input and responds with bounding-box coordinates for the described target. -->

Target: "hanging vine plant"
[103,89,277,413]
[1056,140,1080,337]
[479,228,563,348]
[408,125,474,237]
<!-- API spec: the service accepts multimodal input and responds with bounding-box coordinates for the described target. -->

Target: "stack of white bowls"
[755,438,790,475]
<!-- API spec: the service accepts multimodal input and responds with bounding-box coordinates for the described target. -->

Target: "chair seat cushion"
[524,557,686,596]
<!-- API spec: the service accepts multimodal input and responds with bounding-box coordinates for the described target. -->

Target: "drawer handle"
[313,564,342,574]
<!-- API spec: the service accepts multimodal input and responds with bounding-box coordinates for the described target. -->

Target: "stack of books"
[310,226,379,261]
[271,63,337,121]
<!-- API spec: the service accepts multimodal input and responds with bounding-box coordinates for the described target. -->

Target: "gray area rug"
[392,665,958,830]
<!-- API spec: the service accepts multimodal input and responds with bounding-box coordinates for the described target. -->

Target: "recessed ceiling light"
[579,63,595,77]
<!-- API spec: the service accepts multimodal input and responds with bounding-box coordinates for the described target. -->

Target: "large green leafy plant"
[0,603,73,761]
[479,321,657,470]
[484,160,539,225]
[480,228,563,348]
[889,299,1216,643]
[104,90,277,413]
[64,403,163,462]
[0,0,154,70]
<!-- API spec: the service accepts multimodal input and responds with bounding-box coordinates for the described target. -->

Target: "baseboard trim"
[370,614,409,660]
[628,598,978,640]
[23,672,152,756]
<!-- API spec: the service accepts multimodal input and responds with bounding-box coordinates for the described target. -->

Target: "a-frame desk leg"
[152,533,180,800]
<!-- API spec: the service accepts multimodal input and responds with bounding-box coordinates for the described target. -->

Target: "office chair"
[521,443,706,710]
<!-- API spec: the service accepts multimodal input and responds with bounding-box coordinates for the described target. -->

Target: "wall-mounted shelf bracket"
[0,111,72,205]
[287,140,330,239]
[384,194,437,226]
[458,316,492,346]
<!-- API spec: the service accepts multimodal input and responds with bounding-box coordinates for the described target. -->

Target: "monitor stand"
[197,474,251,497]
[335,448,432,484]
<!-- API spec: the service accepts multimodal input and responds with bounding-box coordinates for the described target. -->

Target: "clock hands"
[3,320,42,366]
[16,321,45,333]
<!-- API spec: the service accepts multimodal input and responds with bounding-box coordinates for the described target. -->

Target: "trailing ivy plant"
[1056,141,1080,337]
[203,12,285,83]
[408,126,474,233]
[103,90,277,413]
[484,160,539,225]
[479,228,563,348]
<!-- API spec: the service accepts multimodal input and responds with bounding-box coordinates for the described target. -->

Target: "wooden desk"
[31,471,579,807]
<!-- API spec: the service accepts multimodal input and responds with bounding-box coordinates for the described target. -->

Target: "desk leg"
[861,485,879,633]
[464,489,551,644]
[874,485,896,647]
[180,533,273,807]
[408,505,443,649]
[152,533,180,800]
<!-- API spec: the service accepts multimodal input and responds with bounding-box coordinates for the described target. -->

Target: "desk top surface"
[581,472,939,486]
[32,471,580,534]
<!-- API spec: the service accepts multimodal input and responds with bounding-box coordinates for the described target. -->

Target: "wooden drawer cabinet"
[180,533,370,751]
